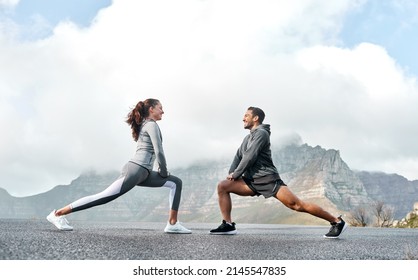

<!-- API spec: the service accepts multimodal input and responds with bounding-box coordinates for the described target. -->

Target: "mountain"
[356,171,418,218]
[1,143,417,225]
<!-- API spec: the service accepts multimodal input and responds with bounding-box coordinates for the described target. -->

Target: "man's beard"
[244,123,253,130]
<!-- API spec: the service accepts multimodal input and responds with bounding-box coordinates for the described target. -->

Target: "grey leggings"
[70,161,182,213]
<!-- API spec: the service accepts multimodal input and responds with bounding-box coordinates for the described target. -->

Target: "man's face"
[243,110,258,130]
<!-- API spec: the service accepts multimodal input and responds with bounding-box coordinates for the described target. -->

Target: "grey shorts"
[243,173,286,198]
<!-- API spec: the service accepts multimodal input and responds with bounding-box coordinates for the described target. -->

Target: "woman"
[46,98,191,234]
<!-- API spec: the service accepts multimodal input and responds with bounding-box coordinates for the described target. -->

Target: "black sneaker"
[210,220,237,235]
[324,216,348,239]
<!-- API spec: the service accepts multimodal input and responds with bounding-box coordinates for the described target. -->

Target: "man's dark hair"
[248,106,265,124]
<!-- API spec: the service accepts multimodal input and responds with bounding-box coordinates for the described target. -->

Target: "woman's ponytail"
[126,99,160,141]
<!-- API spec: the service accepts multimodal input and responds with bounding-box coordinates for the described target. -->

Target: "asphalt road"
[1,218,418,260]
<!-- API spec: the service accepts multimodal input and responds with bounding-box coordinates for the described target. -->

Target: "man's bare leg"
[217,178,255,222]
[275,185,339,223]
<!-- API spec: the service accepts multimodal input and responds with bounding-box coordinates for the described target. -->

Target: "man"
[209,107,347,238]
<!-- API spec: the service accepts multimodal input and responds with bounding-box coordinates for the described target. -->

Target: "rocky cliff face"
[1,143,416,224]
[274,144,370,210]
[356,171,418,218]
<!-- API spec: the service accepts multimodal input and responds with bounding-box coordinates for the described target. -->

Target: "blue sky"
[1,0,418,196]
[340,0,418,76]
[2,0,111,39]
[7,0,111,26]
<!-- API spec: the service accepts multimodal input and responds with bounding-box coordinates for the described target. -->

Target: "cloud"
[0,0,19,8]
[295,43,418,173]
[1,0,418,196]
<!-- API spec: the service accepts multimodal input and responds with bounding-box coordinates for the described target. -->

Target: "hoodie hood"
[252,124,271,135]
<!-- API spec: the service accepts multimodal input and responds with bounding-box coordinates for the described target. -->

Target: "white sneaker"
[46,210,73,231]
[164,221,192,234]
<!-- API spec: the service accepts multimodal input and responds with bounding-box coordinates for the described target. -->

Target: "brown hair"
[126,98,160,141]
[248,106,265,123]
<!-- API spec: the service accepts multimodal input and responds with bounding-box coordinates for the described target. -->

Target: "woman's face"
[149,102,164,121]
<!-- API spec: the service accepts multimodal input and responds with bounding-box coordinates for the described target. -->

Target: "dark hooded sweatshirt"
[229,124,279,180]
